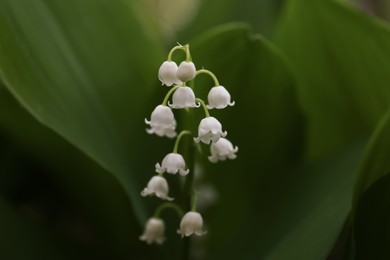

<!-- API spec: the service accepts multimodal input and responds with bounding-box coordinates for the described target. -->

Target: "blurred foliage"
[0,0,390,259]
[132,0,284,42]
[275,0,390,160]
[354,172,390,259]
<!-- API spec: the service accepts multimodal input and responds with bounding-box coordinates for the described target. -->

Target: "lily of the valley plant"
[141,44,238,244]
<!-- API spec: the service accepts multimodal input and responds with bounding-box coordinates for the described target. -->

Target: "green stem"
[185,44,191,61]
[191,192,198,211]
[167,45,186,61]
[196,98,210,117]
[196,69,220,86]
[181,86,196,259]
[154,202,184,218]
[173,130,191,153]
[162,85,180,105]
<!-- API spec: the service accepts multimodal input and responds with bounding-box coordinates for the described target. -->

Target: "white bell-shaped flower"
[208,137,238,163]
[139,217,165,245]
[194,117,227,144]
[176,61,196,82]
[145,105,177,138]
[177,211,206,237]
[168,86,200,109]
[207,86,235,109]
[158,61,181,86]
[155,153,189,176]
[140,175,174,201]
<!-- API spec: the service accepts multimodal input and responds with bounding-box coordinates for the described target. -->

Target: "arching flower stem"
[167,44,192,62]
[167,45,186,61]
[196,98,210,117]
[173,130,191,153]
[154,202,184,218]
[162,85,180,105]
[196,69,220,86]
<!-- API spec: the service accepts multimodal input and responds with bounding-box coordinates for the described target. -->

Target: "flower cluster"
[140,44,238,245]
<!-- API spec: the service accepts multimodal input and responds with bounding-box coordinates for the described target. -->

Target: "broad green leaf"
[0,87,146,257]
[179,23,363,259]
[354,172,390,259]
[352,107,390,259]
[274,0,390,159]
[0,0,164,222]
[353,110,390,206]
[260,147,362,260]
[177,0,284,41]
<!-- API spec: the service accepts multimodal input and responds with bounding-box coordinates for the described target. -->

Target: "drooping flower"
[177,211,206,237]
[140,217,166,245]
[207,86,235,109]
[176,61,196,82]
[141,175,174,201]
[158,61,182,86]
[168,86,200,109]
[194,117,227,144]
[145,105,177,138]
[208,137,238,163]
[155,153,189,176]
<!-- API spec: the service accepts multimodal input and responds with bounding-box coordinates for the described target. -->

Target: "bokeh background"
[1,0,390,259]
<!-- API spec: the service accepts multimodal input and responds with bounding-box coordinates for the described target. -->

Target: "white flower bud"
[140,217,165,244]
[177,211,206,237]
[158,61,182,86]
[208,137,238,163]
[145,105,177,138]
[194,117,227,144]
[168,86,200,109]
[140,175,174,201]
[207,86,235,109]
[176,61,196,82]
[155,153,189,176]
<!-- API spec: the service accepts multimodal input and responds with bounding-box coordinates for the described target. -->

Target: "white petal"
[156,192,174,201]
[158,61,181,86]
[184,228,193,237]
[166,167,179,174]
[208,155,218,163]
[155,163,165,174]
[179,168,190,176]
[227,153,237,160]
[176,61,196,82]
[140,188,151,197]
[195,229,207,236]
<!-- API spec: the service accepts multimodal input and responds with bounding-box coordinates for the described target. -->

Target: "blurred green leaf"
[178,23,363,259]
[0,0,164,222]
[178,0,284,41]
[354,172,390,259]
[352,107,390,259]
[260,146,363,260]
[353,110,390,205]
[0,86,147,258]
[275,0,390,159]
